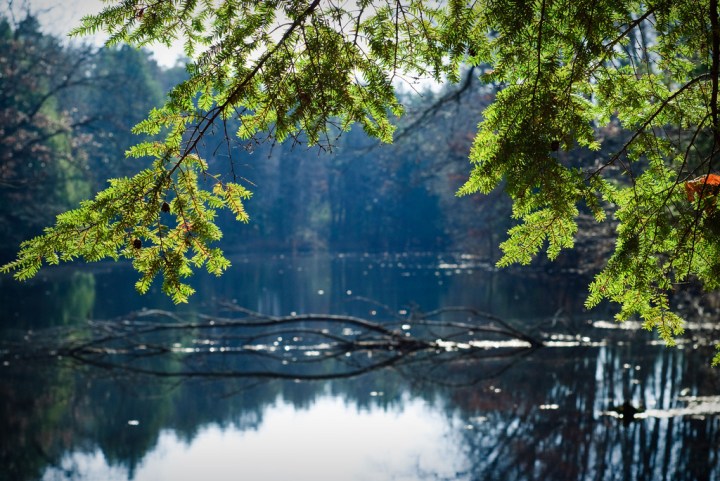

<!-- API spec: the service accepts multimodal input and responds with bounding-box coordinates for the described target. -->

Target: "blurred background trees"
[0,13,615,268]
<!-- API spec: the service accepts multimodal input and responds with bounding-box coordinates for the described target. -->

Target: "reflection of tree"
[0,303,539,481]
[446,343,720,481]
[3,302,720,481]
[0,271,95,329]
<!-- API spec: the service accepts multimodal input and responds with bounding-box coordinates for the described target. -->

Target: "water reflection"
[0,270,95,329]
[44,396,469,481]
[1,254,719,481]
[3,341,718,481]
[1,252,602,324]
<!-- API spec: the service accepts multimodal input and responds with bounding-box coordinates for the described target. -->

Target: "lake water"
[1,253,719,481]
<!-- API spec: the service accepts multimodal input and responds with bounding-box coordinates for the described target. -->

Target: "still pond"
[1,253,719,481]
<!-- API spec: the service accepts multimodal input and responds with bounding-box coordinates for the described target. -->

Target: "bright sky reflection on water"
[44,396,468,481]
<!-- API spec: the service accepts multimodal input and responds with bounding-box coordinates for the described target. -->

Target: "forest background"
[0,10,621,273]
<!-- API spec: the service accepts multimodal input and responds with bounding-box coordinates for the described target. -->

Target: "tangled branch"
[1,304,541,384]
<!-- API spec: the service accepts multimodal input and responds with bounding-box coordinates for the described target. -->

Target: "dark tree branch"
[711,0,720,149]
[394,66,477,142]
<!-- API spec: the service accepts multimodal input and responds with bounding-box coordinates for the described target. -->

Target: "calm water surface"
[1,253,719,481]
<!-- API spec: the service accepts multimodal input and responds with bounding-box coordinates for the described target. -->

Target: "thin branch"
[166,0,323,180]
[530,0,547,108]
[587,73,712,181]
[394,66,477,142]
[711,0,720,148]
[587,8,657,76]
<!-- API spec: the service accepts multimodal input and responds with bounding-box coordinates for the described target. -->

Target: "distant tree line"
[0,14,185,260]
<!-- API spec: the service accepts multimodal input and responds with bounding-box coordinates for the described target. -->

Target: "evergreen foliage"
[3,1,720,360]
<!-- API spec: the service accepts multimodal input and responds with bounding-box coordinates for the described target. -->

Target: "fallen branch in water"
[1,304,542,384]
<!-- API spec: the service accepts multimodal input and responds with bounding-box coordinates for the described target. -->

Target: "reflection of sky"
[44,396,469,481]
[3,0,184,67]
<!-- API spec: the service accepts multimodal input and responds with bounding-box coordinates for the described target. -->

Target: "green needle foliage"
[3,0,720,361]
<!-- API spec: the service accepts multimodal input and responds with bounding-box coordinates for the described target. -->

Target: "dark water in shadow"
[1,253,719,481]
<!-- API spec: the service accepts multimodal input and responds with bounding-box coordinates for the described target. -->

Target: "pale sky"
[4,0,185,68]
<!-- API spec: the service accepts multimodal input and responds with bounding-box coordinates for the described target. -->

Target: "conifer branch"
[166,0,322,180]
[587,73,712,181]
